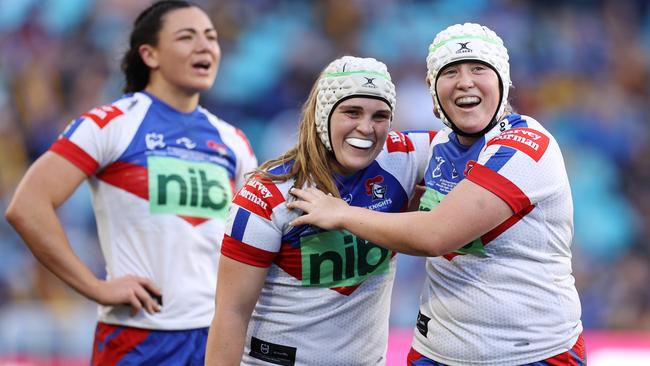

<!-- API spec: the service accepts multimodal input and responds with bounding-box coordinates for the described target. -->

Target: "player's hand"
[287,187,348,230]
[92,275,162,316]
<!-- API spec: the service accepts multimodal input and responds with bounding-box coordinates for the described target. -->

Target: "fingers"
[127,291,144,316]
[134,285,161,314]
[138,277,162,297]
[286,199,307,211]
[133,277,162,314]
[110,276,162,316]
[289,187,327,200]
[290,215,307,227]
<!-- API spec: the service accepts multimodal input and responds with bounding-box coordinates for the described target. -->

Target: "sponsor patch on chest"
[147,156,232,219]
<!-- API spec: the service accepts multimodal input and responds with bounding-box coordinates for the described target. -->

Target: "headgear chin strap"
[315,56,396,151]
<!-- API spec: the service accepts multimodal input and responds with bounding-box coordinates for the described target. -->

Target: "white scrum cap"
[426,23,511,128]
[315,56,396,151]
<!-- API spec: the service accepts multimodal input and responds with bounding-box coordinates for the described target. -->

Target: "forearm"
[338,206,443,256]
[205,309,250,365]
[207,256,268,365]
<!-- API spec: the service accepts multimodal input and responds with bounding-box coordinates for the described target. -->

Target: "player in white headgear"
[426,23,511,138]
[315,55,397,151]
[205,55,433,365]
[289,23,585,366]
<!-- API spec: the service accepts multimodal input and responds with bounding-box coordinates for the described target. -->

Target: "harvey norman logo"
[232,177,284,220]
[486,128,550,162]
[237,179,273,210]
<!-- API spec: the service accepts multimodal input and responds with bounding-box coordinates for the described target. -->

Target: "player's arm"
[5,152,161,314]
[288,178,513,256]
[206,256,268,365]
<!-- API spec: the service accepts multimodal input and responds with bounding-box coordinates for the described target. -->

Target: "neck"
[457,135,479,146]
[145,79,200,113]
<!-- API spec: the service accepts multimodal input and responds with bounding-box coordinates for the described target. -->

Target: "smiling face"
[142,6,220,97]
[435,61,500,141]
[328,97,392,176]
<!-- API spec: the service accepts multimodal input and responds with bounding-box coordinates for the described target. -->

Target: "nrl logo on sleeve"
[486,128,550,162]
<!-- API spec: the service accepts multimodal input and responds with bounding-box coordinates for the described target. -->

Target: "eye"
[472,64,487,72]
[373,112,391,122]
[344,110,361,118]
[206,31,218,41]
[441,67,457,77]
[177,34,193,41]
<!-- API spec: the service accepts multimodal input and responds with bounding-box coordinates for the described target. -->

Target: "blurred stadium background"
[1,0,650,365]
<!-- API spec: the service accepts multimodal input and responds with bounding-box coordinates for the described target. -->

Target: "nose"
[195,35,217,52]
[456,67,475,89]
[356,116,375,135]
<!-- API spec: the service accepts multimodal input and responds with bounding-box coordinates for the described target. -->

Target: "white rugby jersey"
[50,91,257,330]
[413,114,582,365]
[222,131,434,366]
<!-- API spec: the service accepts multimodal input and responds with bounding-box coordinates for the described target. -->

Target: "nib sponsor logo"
[300,230,391,289]
[148,156,232,219]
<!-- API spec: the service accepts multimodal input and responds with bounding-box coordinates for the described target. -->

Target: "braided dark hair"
[121,1,196,93]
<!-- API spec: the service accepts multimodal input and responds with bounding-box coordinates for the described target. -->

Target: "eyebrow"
[174,28,217,35]
[339,105,391,114]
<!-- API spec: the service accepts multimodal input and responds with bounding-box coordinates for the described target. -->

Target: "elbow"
[408,236,447,257]
[405,239,441,257]
[422,247,445,257]
[5,203,22,229]
[5,200,32,235]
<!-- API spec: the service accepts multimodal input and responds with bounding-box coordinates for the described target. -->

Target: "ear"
[139,44,159,69]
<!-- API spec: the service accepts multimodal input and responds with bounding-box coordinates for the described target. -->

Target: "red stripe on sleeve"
[221,234,276,268]
[50,139,99,176]
[465,161,531,214]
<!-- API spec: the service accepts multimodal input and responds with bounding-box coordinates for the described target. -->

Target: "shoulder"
[232,173,291,221]
[77,93,152,129]
[197,107,240,136]
[384,130,437,153]
[486,114,556,162]
[198,107,254,154]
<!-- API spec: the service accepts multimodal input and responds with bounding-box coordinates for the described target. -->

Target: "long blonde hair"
[254,75,340,197]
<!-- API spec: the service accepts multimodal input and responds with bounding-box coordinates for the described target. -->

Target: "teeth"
[346,137,373,149]
[456,96,480,106]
